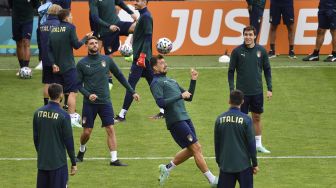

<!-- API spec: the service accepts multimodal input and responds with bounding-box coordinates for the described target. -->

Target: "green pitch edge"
[0,45,38,49]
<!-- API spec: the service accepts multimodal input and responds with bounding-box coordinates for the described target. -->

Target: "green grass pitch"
[0,55,335,187]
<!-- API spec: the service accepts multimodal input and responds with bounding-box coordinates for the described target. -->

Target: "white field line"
[0,65,336,71]
[1,156,336,161]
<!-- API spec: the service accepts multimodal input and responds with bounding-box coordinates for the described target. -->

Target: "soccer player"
[115,0,164,122]
[214,90,259,188]
[33,83,77,188]
[228,26,272,154]
[75,36,140,166]
[39,4,62,105]
[150,55,218,187]
[48,9,92,127]
[246,0,266,38]
[89,0,137,55]
[268,0,296,59]
[9,0,39,74]
[302,0,336,62]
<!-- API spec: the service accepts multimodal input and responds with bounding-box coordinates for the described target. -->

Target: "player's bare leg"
[105,125,127,166]
[76,128,93,162]
[22,38,31,66]
[287,23,296,58]
[252,112,270,153]
[303,28,326,61]
[268,24,277,58]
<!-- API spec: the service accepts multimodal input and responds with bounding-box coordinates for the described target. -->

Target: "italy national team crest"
[257,51,261,58]
[187,134,193,142]
[101,60,106,67]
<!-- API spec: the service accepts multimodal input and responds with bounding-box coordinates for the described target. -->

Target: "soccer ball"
[156,37,173,54]
[119,43,133,57]
[19,67,32,79]
[218,55,230,63]
[71,113,82,128]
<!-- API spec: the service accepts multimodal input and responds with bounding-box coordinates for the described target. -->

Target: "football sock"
[270,44,275,52]
[64,94,69,106]
[79,145,86,152]
[332,51,336,57]
[110,151,117,162]
[118,109,127,118]
[204,170,216,184]
[44,98,49,105]
[23,60,29,67]
[255,135,262,147]
[159,108,164,114]
[289,45,294,51]
[165,161,176,172]
[19,60,24,68]
[313,49,319,56]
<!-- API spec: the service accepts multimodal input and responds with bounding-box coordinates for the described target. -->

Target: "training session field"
[0,55,335,187]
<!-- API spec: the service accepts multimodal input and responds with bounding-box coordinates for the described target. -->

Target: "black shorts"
[89,13,101,39]
[318,9,336,29]
[37,165,68,188]
[270,4,294,25]
[169,120,198,149]
[12,19,33,41]
[218,167,253,188]
[102,21,133,55]
[82,102,115,128]
[42,66,55,84]
[54,68,79,93]
[241,93,264,114]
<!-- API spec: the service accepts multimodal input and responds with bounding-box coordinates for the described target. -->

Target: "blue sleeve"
[214,118,221,166]
[33,113,39,152]
[115,0,134,15]
[246,117,258,167]
[62,114,76,166]
[262,49,272,91]
[70,25,86,50]
[184,80,196,102]
[228,49,237,91]
[48,38,56,65]
[76,62,91,98]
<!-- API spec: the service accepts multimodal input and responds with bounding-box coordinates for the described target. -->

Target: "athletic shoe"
[16,70,20,76]
[268,50,276,59]
[110,159,128,166]
[323,55,336,62]
[125,55,133,62]
[114,115,126,123]
[149,112,164,119]
[35,60,43,70]
[158,164,169,186]
[288,50,297,59]
[75,148,86,162]
[210,176,219,188]
[302,54,319,61]
[256,146,271,154]
[109,83,113,90]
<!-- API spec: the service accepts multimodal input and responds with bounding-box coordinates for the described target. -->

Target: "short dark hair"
[230,90,244,106]
[58,9,70,21]
[48,83,63,100]
[85,36,98,44]
[243,25,256,36]
[150,54,164,68]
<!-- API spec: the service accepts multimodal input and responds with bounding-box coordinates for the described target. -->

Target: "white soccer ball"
[119,43,133,57]
[71,113,82,128]
[218,55,230,63]
[156,37,173,54]
[19,67,32,79]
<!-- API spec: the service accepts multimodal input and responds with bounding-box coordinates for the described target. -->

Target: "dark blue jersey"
[271,0,293,7]
[39,15,60,67]
[319,0,336,10]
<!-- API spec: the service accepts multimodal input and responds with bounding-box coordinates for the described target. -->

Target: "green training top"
[77,53,135,104]
[214,107,258,173]
[48,21,87,74]
[150,74,196,129]
[33,102,76,170]
[10,0,39,23]
[228,44,272,96]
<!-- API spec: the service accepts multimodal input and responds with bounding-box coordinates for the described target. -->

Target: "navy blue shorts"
[270,4,294,25]
[218,167,253,188]
[42,66,55,84]
[241,93,264,114]
[318,9,336,29]
[129,59,153,81]
[249,6,264,36]
[82,102,114,128]
[169,120,198,148]
[12,20,33,41]
[102,21,133,55]
[89,13,101,39]
[37,165,68,188]
[54,68,79,93]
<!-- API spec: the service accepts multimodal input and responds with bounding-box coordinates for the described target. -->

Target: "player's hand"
[266,91,272,101]
[131,13,138,22]
[136,53,146,68]
[52,65,59,73]
[190,68,198,80]
[109,25,120,32]
[86,31,93,37]
[133,93,140,101]
[253,166,259,175]
[181,91,192,99]
[70,165,77,176]
[89,94,98,102]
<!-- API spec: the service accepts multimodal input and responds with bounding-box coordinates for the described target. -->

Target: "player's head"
[47,4,62,15]
[86,36,99,54]
[134,0,148,10]
[229,90,244,107]
[48,83,64,102]
[58,9,72,23]
[243,26,256,46]
[150,54,167,75]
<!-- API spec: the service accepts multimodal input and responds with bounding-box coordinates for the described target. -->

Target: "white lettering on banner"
[222,9,247,45]
[190,9,223,46]
[295,9,331,45]
[171,10,189,52]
